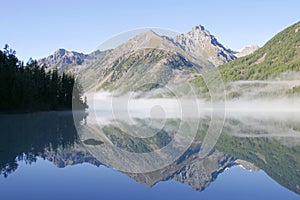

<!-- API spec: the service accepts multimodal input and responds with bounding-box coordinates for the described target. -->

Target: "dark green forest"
[0,45,87,112]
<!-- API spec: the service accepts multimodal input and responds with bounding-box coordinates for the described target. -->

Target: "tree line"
[0,45,87,112]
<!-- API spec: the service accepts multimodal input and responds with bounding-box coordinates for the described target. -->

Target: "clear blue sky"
[1,0,300,62]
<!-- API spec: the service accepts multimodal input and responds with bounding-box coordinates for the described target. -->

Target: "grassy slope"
[219,21,300,81]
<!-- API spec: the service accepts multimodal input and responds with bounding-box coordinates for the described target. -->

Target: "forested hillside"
[0,45,87,112]
[219,21,300,81]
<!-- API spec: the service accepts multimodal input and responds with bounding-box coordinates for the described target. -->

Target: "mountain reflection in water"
[0,111,299,196]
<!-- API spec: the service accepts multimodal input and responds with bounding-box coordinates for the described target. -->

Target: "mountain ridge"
[38,48,110,74]
[74,25,241,94]
[38,24,237,80]
[38,21,300,97]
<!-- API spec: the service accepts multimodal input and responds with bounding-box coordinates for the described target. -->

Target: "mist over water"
[225,98,300,112]
[85,91,300,147]
[78,91,300,174]
[88,91,300,118]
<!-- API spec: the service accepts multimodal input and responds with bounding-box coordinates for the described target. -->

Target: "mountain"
[38,48,109,74]
[219,21,300,81]
[173,25,236,66]
[37,24,238,95]
[234,45,259,58]
[38,21,300,95]
[79,27,236,94]
[79,30,203,93]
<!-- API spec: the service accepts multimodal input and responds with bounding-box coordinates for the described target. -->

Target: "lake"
[0,110,300,200]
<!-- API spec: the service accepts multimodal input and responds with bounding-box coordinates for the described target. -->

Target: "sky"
[1,0,300,62]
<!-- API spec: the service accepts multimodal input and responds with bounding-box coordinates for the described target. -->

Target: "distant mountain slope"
[219,21,300,81]
[38,48,110,74]
[234,45,259,58]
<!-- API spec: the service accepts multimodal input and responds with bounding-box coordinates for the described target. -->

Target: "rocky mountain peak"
[38,48,86,69]
[174,24,236,66]
[190,24,211,38]
[143,29,159,37]
[128,29,167,49]
[55,48,67,57]
[193,24,206,31]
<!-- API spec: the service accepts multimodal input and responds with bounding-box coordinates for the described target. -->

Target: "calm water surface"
[0,111,299,200]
